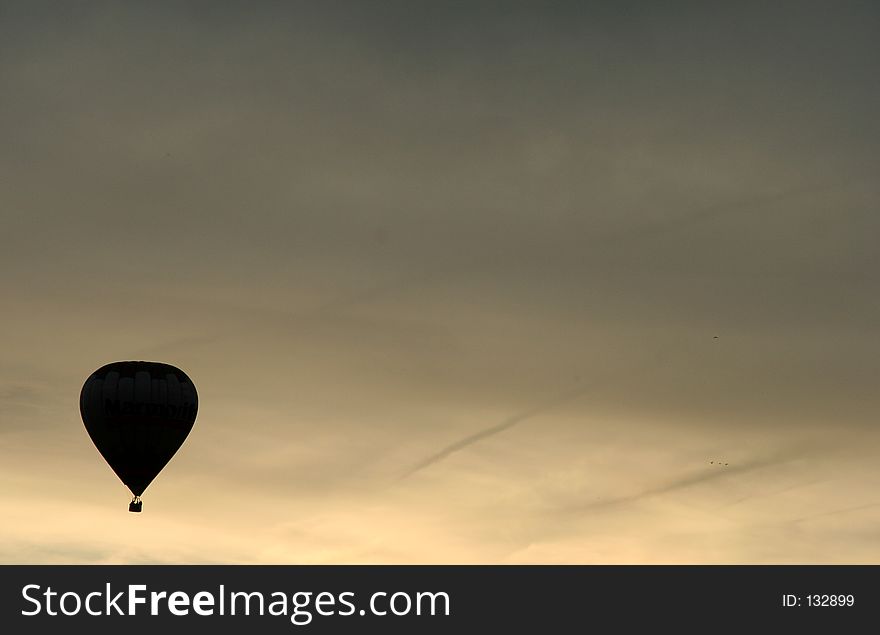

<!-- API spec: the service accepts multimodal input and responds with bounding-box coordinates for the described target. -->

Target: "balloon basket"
[129,498,143,513]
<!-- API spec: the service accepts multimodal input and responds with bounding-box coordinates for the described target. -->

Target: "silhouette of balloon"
[80,361,198,512]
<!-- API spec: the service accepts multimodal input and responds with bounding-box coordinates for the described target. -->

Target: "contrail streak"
[566,445,816,514]
[398,382,599,480]
[786,502,880,526]
[397,355,671,481]
[398,349,679,480]
[712,477,830,511]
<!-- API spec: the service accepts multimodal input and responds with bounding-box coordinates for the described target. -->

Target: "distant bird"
[713,336,719,339]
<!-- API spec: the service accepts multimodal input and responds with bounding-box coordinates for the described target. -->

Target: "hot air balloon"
[80,361,198,512]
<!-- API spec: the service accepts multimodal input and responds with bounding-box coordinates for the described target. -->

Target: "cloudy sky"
[1,1,878,563]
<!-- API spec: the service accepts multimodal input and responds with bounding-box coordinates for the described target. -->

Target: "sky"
[1,0,878,563]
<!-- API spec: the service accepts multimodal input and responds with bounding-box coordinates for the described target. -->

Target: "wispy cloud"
[600,179,853,246]
[136,179,855,361]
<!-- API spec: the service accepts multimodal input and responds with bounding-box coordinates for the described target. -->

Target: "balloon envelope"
[80,361,198,498]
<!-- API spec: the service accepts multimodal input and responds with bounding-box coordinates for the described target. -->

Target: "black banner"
[0,565,875,632]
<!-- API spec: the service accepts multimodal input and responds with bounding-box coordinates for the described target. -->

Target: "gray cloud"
[1,1,878,563]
